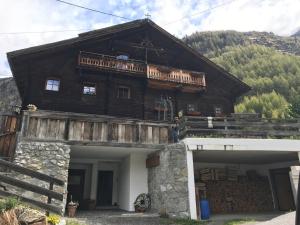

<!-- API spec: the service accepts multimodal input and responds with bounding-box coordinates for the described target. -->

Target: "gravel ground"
[253,212,295,225]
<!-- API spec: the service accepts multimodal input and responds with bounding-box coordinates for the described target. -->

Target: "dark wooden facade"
[7,19,250,121]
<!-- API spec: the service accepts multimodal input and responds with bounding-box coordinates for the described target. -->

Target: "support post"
[296,170,300,225]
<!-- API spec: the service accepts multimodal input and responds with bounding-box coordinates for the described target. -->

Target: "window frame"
[117,85,131,99]
[83,83,97,96]
[187,103,197,113]
[45,78,60,92]
[214,105,223,116]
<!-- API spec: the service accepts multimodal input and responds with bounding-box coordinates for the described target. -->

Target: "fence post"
[46,181,54,216]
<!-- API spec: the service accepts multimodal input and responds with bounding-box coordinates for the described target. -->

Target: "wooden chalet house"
[1,19,300,220]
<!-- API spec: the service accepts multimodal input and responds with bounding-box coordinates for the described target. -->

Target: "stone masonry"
[148,142,190,218]
[12,141,70,214]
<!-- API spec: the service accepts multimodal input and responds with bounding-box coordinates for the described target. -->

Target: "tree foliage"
[183,30,300,118]
[235,91,289,119]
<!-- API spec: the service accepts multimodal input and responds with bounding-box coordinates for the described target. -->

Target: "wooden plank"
[0,189,62,214]
[118,124,125,143]
[38,119,48,139]
[159,127,169,144]
[83,122,92,141]
[0,174,63,201]
[125,125,133,143]
[147,126,153,144]
[153,126,160,144]
[101,123,108,142]
[0,159,64,186]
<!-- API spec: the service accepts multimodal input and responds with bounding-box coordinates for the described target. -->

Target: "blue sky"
[0,0,299,77]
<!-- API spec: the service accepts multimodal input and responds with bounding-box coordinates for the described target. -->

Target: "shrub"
[47,214,61,225]
[0,197,20,213]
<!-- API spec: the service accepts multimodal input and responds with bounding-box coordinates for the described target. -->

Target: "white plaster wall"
[118,155,131,210]
[129,153,148,211]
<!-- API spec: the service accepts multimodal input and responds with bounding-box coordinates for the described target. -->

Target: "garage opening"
[192,150,299,216]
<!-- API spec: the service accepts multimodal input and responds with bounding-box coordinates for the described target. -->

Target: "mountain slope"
[184,31,300,118]
[183,30,300,57]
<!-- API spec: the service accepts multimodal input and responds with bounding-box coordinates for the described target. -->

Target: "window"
[83,83,96,95]
[116,54,129,60]
[45,79,60,91]
[214,106,223,116]
[187,104,196,112]
[117,86,130,99]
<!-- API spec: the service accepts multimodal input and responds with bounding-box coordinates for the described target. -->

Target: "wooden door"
[97,171,113,206]
[271,168,295,211]
[67,169,85,208]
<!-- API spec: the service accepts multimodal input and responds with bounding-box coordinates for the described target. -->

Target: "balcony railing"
[20,110,172,146]
[147,64,206,87]
[78,51,146,75]
[179,115,300,139]
[78,51,206,87]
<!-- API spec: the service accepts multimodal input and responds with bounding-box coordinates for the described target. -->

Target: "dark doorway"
[271,168,296,211]
[67,169,85,208]
[97,171,113,206]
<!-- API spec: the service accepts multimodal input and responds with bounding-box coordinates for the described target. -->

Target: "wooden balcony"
[20,110,172,146]
[179,115,300,139]
[78,51,146,75]
[147,64,206,87]
[78,51,206,90]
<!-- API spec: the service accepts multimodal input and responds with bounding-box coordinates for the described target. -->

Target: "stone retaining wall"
[148,143,190,218]
[12,141,70,214]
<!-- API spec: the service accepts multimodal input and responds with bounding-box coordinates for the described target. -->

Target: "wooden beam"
[0,159,64,186]
[0,174,63,201]
[0,189,62,214]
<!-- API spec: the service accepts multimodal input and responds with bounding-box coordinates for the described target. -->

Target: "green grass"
[160,218,209,225]
[224,218,255,225]
[66,219,87,225]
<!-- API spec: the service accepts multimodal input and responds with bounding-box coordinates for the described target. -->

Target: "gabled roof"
[7,19,251,97]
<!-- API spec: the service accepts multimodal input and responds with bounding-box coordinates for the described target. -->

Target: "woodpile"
[205,176,273,213]
[198,167,238,181]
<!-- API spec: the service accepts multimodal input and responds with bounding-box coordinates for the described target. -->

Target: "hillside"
[292,29,300,37]
[184,31,300,118]
[183,31,300,57]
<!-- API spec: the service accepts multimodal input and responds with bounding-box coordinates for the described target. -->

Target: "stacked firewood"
[205,176,273,213]
[199,167,237,181]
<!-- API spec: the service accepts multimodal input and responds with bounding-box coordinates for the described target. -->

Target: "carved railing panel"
[78,51,146,75]
[147,64,206,87]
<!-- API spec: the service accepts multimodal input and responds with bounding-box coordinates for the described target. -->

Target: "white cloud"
[0,0,299,77]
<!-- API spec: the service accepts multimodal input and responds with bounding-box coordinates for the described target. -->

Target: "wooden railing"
[0,159,64,214]
[78,51,146,75]
[179,116,300,139]
[147,64,206,87]
[78,51,206,87]
[0,115,19,160]
[21,110,172,145]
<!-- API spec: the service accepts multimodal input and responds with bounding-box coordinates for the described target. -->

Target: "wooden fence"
[21,110,172,145]
[179,116,300,139]
[0,159,64,214]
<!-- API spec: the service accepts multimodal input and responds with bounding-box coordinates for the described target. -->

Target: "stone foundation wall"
[12,141,70,214]
[148,143,190,218]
